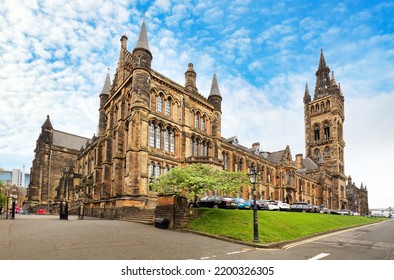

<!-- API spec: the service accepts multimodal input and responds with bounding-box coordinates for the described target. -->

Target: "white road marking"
[309,253,330,260]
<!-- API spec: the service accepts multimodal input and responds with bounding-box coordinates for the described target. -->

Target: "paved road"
[1,215,393,260]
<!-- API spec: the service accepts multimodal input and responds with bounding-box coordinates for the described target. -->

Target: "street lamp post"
[248,168,260,243]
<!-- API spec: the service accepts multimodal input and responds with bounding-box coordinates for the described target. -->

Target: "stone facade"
[28,20,368,214]
[28,115,90,206]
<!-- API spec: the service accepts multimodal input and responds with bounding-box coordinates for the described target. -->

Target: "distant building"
[27,116,91,205]
[370,207,393,218]
[346,176,369,215]
[0,167,30,187]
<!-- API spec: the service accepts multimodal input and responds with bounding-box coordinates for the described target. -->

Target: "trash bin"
[154,217,169,229]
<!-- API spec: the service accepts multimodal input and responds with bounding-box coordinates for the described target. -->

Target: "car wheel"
[213,204,219,209]
[302,209,306,213]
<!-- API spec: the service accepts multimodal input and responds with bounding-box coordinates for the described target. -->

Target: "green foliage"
[187,209,383,244]
[153,163,249,202]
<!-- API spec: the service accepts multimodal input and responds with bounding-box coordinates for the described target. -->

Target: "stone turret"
[185,63,197,92]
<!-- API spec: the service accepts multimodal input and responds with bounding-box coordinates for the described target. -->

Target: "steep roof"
[209,73,221,97]
[135,19,150,52]
[53,130,91,151]
[100,72,111,96]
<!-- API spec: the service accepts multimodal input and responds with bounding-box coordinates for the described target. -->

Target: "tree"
[153,163,249,204]
[0,181,6,214]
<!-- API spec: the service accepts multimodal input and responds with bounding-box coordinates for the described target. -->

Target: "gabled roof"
[53,130,91,151]
[302,157,319,171]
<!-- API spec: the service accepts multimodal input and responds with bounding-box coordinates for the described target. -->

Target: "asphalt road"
[1,214,393,260]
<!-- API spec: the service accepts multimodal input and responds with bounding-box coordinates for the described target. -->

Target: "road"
[1,214,393,260]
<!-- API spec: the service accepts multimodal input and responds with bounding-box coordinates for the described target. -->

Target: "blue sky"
[0,0,393,208]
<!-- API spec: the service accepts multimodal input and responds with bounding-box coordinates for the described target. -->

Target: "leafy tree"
[0,181,6,214]
[153,163,249,204]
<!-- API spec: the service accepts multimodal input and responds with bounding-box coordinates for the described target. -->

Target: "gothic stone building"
[28,20,368,213]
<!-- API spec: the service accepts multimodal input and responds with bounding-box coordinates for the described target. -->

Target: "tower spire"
[304,82,311,103]
[314,49,331,99]
[209,72,221,98]
[135,18,150,52]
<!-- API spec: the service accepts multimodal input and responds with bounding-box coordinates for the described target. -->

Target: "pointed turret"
[42,115,53,130]
[132,19,152,70]
[314,49,331,99]
[135,19,150,52]
[99,71,111,137]
[303,82,311,103]
[130,19,152,109]
[41,115,53,143]
[208,71,222,111]
[330,71,337,86]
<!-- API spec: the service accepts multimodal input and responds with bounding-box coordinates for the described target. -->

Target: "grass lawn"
[186,208,384,244]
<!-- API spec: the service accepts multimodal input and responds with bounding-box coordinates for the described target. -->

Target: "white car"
[276,201,291,211]
[267,201,280,211]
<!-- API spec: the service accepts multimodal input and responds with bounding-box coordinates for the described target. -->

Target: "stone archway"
[286,193,293,204]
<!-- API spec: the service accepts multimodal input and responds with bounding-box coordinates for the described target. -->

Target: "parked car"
[276,201,291,211]
[290,202,313,212]
[249,199,270,210]
[337,209,353,215]
[234,198,251,209]
[197,196,238,209]
[318,206,330,214]
[267,201,280,211]
[329,209,340,215]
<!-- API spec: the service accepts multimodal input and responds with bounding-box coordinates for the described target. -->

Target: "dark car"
[249,199,270,210]
[197,196,238,209]
[290,202,313,212]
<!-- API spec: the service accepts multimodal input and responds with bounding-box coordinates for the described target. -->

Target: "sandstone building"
[28,20,368,214]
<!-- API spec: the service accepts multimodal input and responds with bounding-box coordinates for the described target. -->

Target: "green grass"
[186,209,385,244]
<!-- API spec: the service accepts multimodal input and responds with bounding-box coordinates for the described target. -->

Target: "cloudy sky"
[0,0,393,208]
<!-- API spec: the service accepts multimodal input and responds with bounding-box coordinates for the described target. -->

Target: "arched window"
[195,112,199,129]
[238,158,243,172]
[155,163,161,178]
[324,122,330,140]
[314,149,321,159]
[149,162,154,178]
[164,165,170,174]
[164,128,170,152]
[222,152,228,170]
[314,124,320,141]
[157,94,163,112]
[170,130,175,153]
[326,100,330,109]
[195,139,199,156]
[155,125,162,149]
[165,98,171,116]
[201,116,206,131]
[190,136,196,156]
[149,123,155,147]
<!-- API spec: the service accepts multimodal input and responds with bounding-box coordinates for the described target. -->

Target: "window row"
[314,122,331,141]
[190,136,211,157]
[310,100,330,114]
[155,94,172,117]
[193,111,208,132]
[149,122,176,153]
[314,146,331,159]
[148,162,172,179]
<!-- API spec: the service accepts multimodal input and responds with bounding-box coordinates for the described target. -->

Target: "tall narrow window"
[314,125,320,141]
[195,140,199,156]
[223,153,228,170]
[149,123,155,147]
[324,123,330,140]
[190,137,195,156]
[201,117,205,131]
[165,98,171,116]
[195,113,199,129]
[170,130,175,153]
[155,163,161,178]
[149,162,154,178]
[164,128,170,152]
[157,95,162,112]
[201,142,206,156]
[325,146,331,157]
[155,125,162,149]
